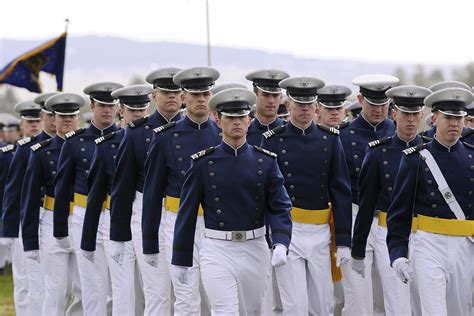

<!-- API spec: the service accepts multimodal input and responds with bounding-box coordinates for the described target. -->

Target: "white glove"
[350,258,366,278]
[173,265,189,285]
[336,246,351,267]
[271,244,288,267]
[0,238,14,250]
[109,241,125,265]
[25,250,41,263]
[144,253,159,268]
[393,257,414,284]
[56,237,71,249]
[82,250,95,263]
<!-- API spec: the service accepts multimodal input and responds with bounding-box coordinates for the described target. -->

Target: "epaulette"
[95,131,116,145]
[127,117,148,128]
[402,143,427,156]
[31,139,52,152]
[463,142,474,149]
[460,128,474,139]
[191,147,215,160]
[421,136,432,143]
[1,144,15,153]
[262,125,285,139]
[253,145,277,158]
[65,128,85,139]
[17,136,35,147]
[317,124,340,135]
[368,136,391,148]
[153,121,176,134]
[337,121,349,130]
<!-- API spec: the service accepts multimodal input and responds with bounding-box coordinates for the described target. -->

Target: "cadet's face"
[433,112,464,145]
[21,119,42,137]
[54,114,79,135]
[316,104,347,127]
[256,90,281,118]
[392,109,423,139]
[217,115,251,140]
[182,91,211,117]
[358,95,389,125]
[465,116,474,129]
[121,106,147,125]
[90,101,118,126]
[289,100,316,126]
[153,89,181,114]
[4,130,20,143]
[41,112,56,134]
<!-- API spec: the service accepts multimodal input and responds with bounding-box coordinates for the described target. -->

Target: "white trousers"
[72,205,110,316]
[413,230,474,315]
[275,222,333,315]
[12,233,44,316]
[132,192,172,316]
[164,210,209,316]
[40,210,82,316]
[200,236,270,316]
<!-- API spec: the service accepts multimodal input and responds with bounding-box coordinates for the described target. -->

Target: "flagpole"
[64,18,70,33]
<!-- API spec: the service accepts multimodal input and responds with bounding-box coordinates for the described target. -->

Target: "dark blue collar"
[150,110,182,126]
[89,122,118,136]
[287,121,315,135]
[253,116,283,131]
[432,137,461,152]
[356,114,390,132]
[185,116,210,130]
[221,140,249,156]
[393,133,421,148]
[53,135,65,145]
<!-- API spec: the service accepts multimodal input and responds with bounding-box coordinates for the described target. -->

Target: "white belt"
[204,226,266,242]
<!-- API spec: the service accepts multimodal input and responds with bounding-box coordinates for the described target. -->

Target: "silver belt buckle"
[231,231,246,241]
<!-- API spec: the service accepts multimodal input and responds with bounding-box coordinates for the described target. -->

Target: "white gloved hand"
[271,244,288,267]
[173,265,189,285]
[336,246,351,267]
[393,257,414,284]
[0,238,15,250]
[56,236,71,249]
[82,250,95,263]
[144,253,159,268]
[109,241,125,265]
[25,250,41,263]
[351,258,366,278]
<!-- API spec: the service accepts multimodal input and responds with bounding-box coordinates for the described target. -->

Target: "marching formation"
[0,67,473,316]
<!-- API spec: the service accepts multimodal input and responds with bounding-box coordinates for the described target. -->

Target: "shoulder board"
[337,121,349,130]
[191,147,215,160]
[368,136,391,148]
[460,128,474,139]
[1,144,15,153]
[463,142,474,149]
[253,145,277,158]
[31,139,52,152]
[317,124,340,135]
[262,124,285,139]
[127,117,148,128]
[65,128,85,139]
[153,121,176,134]
[95,131,116,145]
[17,136,35,146]
[402,143,427,156]
[421,136,432,143]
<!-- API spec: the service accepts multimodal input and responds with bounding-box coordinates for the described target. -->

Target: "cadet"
[245,69,289,145]
[141,67,220,315]
[386,87,473,315]
[277,96,290,121]
[351,85,431,316]
[172,88,292,315]
[109,68,183,316]
[1,97,55,315]
[21,93,84,315]
[339,74,398,315]
[53,82,122,315]
[81,85,150,315]
[2,118,21,144]
[346,101,362,120]
[316,84,351,129]
[260,76,352,314]
[466,101,474,128]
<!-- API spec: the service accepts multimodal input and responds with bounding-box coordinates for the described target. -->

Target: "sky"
[0,0,473,65]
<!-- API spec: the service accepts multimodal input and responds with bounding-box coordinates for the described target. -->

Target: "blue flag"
[0,33,67,93]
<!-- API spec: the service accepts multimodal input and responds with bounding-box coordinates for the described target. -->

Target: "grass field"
[0,264,15,316]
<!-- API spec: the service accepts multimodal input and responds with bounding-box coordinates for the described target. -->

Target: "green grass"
[0,264,15,316]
